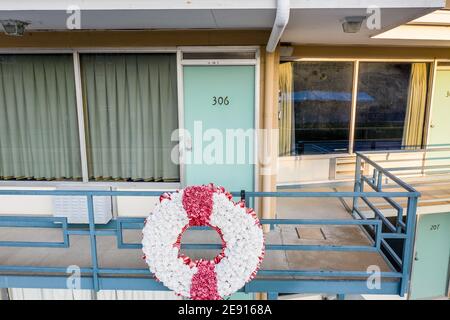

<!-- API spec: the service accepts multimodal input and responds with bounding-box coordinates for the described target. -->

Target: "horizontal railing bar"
[0,266,403,279]
[381,233,407,239]
[0,217,386,229]
[175,243,379,252]
[257,270,403,278]
[99,268,402,278]
[0,266,93,273]
[267,244,378,252]
[394,169,450,178]
[358,146,450,154]
[66,230,117,236]
[387,164,450,172]
[98,268,151,275]
[0,190,420,197]
[374,156,450,164]
[0,241,68,248]
[242,191,419,198]
[0,216,67,223]
[259,219,380,226]
[117,243,378,252]
[0,221,62,228]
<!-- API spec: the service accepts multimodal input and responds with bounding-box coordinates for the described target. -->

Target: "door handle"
[430,124,435,128]
[185,136,192,151]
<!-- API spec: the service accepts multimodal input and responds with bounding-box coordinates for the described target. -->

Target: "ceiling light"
[342,16,366,33]
[279,45,294,57]
[1,20,29,36]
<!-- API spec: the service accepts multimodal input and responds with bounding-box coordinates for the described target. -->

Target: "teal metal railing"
[0,152,426,298]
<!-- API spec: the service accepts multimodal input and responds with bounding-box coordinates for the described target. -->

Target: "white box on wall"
[52,186,112,224]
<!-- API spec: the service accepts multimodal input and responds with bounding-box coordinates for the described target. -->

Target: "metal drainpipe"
[262,0,289,230]
[262,50,276,233]
[266,0,290,52]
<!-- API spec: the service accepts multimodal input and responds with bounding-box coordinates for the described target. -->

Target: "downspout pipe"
[266,0,290,52]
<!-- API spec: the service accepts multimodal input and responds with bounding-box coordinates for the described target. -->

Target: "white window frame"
[0,47,180,188]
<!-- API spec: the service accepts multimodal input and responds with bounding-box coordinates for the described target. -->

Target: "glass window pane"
[355,62,426,151]
[279,61,353,155]
[0,54,81,181]
[81,53,179,182]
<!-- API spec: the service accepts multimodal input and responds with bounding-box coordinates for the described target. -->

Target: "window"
[354,62,428,151]
[0,54,81,180]
[279,61,353,155]
[81,53,179,182]
[0,52,180,183]
[279,60,430,156]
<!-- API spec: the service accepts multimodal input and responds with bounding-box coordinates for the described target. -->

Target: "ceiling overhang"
[0,1,446,47]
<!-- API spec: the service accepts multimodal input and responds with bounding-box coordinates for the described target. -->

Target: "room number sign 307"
[212,96,230,106]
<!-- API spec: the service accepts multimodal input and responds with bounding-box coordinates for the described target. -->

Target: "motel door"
[182,63,256,193]
[428,67,450,146]
[409,212,450,299]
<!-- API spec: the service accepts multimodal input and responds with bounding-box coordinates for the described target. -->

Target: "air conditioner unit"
[53,186,112,224]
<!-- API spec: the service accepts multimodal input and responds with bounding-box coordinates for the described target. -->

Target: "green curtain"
[403,63,428,148]
[0,55,81,180]
[81,54,179,182]
[278,62,294,156]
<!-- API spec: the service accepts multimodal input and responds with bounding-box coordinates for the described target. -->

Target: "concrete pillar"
[260,47,280,232]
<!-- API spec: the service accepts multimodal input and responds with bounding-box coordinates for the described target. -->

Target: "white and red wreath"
[142,184,265,300]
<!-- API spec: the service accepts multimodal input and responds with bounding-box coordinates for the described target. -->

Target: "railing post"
[396,206,404,233]
[87,194,100,292]
[352,155,362,215]
[240,190,246,204]
[375,220,382,250]
[377,171,383,191]
[400,196,418,296]
[267,292,278,300]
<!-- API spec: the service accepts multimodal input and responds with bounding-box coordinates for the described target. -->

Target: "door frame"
[425,59,450,147]
[176,46,261,195]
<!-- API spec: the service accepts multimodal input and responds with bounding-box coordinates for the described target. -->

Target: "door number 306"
[212,96,230,106]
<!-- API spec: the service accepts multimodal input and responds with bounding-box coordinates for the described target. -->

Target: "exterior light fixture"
[342,16,366,33]
[279,44,294,57]
[0,20,29,36]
